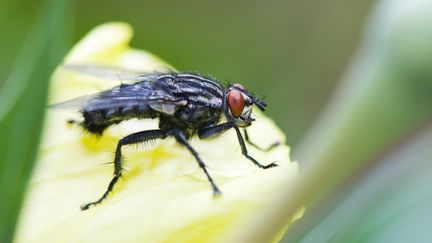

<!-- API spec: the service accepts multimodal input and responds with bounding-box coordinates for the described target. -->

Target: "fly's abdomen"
[82,105,157,135]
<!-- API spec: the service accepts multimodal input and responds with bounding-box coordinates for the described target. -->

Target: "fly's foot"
[261,162,278,169]
[213,188,222,198]
[80,201,99,211]
[245,153,278,170]
[80,194,109,210]
[80,175,120,211]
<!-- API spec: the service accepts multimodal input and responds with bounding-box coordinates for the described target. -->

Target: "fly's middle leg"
[173,129,221,197]
[80,129,168,210]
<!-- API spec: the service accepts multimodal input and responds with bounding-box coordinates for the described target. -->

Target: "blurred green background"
[5,0,432,242]
[1,0,374,144]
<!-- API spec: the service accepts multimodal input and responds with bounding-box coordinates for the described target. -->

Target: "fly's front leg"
[243,129,280,152]
[234,126,277,169]
[198,122,234,139]
[174,129,221,197]
[81,129,168,210]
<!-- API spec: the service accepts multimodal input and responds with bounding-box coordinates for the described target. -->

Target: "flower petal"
[15,22,298,243]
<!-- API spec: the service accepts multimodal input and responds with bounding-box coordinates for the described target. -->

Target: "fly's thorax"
[170,102,223,128]
[153,73,225,128]
[171,73,224,105]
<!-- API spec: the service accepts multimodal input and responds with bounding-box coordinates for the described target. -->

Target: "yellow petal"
[15,22,299,243]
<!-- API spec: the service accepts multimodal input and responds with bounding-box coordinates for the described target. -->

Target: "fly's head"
[224,83,267,127]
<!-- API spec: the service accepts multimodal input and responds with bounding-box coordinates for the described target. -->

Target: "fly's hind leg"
[66,119,82,126]
[80,129,168,210]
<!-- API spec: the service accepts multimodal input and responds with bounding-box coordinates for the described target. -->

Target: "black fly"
[54,64,278,210]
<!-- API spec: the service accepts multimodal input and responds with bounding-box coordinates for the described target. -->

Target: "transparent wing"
[50,94,95,110]
[62,64,161,83]
[51,82,187,113]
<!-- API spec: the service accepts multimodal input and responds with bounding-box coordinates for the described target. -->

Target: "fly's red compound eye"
[227,89,245,117]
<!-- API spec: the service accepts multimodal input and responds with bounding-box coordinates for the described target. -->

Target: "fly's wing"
[51,81,187,115]
[62,64,162,83]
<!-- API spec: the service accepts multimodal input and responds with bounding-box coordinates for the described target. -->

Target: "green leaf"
[0,0,70,241]
[283,126,432,242]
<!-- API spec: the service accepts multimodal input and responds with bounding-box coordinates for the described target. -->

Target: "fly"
[53,64,279,210]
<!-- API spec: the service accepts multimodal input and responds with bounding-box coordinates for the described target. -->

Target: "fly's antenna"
[235,85,267,112]
[253,97,267,111]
